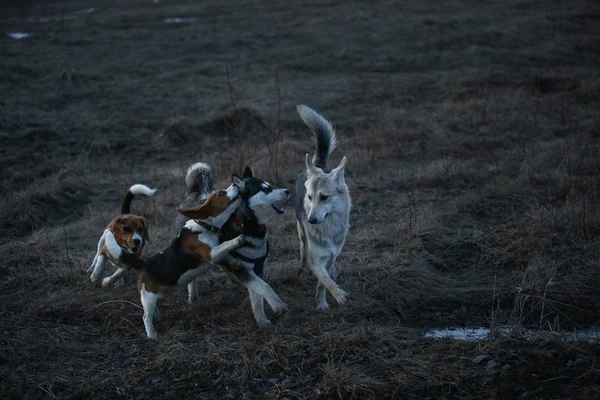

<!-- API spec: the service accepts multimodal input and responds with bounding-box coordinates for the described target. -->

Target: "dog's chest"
[305,217,349,249]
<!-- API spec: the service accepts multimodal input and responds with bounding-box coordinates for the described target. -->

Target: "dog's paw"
[147,330,158,340]
[256,318,272,327]
[113,277,126,289]
[101,277,112,288]
[316,300,330,310]
[90,272,102,284]
[332,287,349,306]
[271,301,289,315]
[235,234,246,246]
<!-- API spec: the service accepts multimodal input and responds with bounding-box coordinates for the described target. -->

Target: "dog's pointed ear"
[232,175,246,190]
[178,203,211,220]
[242,166,253,178]
[331,156,347,184]
[305,153,319,176]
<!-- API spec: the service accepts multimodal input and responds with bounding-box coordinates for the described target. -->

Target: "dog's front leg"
[89,230,108,281]
[102,268,127,288]
[310,253,347,309]
[210,235,245,263]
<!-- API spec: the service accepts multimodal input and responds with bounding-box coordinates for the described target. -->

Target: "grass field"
[1,0,599,398]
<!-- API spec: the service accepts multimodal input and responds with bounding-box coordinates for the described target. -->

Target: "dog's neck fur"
[302,172,351,248]
[236,201,267,237]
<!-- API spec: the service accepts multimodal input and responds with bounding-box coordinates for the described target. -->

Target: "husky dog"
[176,163,289,325]
[294,105,351,310]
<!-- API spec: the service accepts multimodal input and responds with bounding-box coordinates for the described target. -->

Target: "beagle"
[103,178,246,339]
[88,184,156,287]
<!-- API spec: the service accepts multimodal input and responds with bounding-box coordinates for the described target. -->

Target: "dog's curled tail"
[185,162,213,197]
[121,184,157,215]
[297,105,337,170]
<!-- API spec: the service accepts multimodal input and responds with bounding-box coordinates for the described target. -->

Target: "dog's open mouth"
[271,201,285,214]
[123,245,141,254]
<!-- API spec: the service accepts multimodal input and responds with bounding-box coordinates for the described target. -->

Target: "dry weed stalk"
[266,72,283,183]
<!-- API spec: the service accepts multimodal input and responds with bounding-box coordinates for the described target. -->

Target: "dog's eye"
[307,195,313,201]
[320,194,329,201]
[123,226,132,233]
[218,191,226,197]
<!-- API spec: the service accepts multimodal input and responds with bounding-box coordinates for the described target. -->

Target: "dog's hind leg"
[140,284,160,340]
[297,221,307,269]
[240,270,287,324]
[188,279,199,305]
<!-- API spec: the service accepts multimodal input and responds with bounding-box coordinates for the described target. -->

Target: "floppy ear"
[109,216,126,232]
[232,175,246,190]
[242,166,253,178]
[305,153,319,176]
[330,156,347,184]
[178,202,211,220]
[140,217,150,243]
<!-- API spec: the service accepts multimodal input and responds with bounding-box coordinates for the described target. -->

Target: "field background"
[1,0,599,398]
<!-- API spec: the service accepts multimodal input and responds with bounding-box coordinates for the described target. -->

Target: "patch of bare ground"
[1,0,599,398]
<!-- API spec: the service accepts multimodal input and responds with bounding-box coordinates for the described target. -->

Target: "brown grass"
[1,0,599,398]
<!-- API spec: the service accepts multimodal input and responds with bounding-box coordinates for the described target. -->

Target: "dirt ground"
[1,0,599,398]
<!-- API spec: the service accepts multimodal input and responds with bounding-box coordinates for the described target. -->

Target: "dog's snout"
[284,189,290,197]
[133,238,142,246]
[308,217,318,224]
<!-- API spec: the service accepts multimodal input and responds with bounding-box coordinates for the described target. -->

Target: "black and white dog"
[176,163,289,325]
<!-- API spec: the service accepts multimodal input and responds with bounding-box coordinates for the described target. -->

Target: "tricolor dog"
[176,163,289,326]
[294,105,352,310]
[88,184,156,287]
[103,179,245,339]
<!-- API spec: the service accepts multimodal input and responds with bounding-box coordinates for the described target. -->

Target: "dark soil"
[1,0,599,398]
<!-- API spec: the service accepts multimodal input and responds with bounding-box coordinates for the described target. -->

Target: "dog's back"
[175,162,214,233]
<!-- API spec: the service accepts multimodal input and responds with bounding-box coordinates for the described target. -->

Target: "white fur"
[101,268,126,288]
[177,235,245,286]
[140,283,161,340]
[297,107,351,310]
[302,159,351,309]
[88,230,109,283]
[225,186,289,325]
[129,184,157,197]
[247,188,289,224]
[184,183,242,305]
[104,230,123,258]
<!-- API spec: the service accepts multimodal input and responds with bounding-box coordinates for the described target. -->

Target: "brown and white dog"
[103,178,245,339]
[88,184,156,287]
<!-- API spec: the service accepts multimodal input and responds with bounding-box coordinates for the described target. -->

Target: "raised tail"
[184,162,214,197]
[121,184,157,214]
[297,105,337,170]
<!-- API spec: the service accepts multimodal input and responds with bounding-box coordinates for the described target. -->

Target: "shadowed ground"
[1,0,599,398]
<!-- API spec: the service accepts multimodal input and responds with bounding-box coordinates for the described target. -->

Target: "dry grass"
[1,0,599,398]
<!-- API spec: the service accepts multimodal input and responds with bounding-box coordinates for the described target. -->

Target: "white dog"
[294,105,351,309]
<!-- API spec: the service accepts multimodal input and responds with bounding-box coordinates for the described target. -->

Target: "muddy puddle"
[423,326,600,343]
